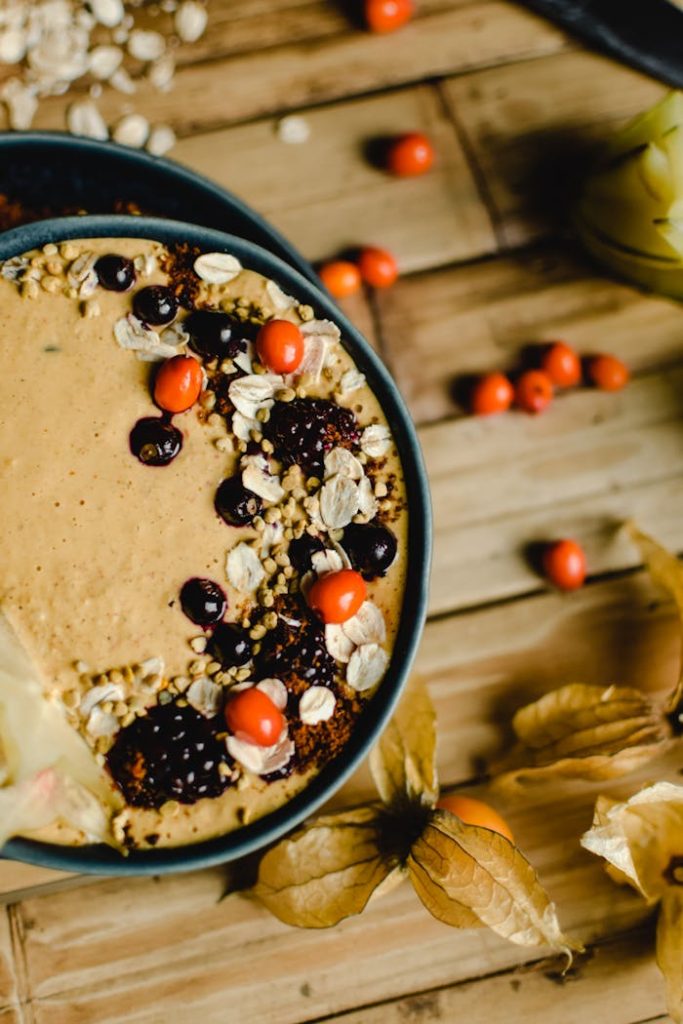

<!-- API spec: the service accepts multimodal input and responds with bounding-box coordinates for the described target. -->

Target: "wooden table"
[2,3,682,1021]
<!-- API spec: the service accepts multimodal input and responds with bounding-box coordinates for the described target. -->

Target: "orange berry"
[225,688,284,748]
[319,260,362,299]
[153,355,203,414]
[256,319,304,374]
[365,0,414,32]
[437,794,514,843]
[386,132,435,177]
[541,341,581,389]
[308,569,367,624]
[587,353,629,391]
[470,372,514,416]
[542,539,587,591]
[358,246,399,289]
[515,369,554,414]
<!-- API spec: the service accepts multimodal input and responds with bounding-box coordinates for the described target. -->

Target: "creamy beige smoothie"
[0,237,407,850]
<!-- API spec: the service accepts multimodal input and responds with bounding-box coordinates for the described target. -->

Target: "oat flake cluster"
[0,0,209,153]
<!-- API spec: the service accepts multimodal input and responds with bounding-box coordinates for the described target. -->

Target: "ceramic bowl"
[0,214,431,875]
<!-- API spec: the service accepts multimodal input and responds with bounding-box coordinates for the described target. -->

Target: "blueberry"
[133,285,178,326]
[342,522,397,579]
[185,310,249,360]
[288,534,325,574]
[208,622,252,667]
[215,475,263,526]
[180,578,227,627]
[130,417,182,466]
[95,254,136,292]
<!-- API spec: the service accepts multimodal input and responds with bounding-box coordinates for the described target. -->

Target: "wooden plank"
[12,571,683,1022]
[0,865,75,903]
[423,369,683,615]
[30,3,568,137]
[376,244,683,425]
[172,85,496,271]
[337,569,682,805]
[443,51,666,248]
[0,909,18,1012]
[17,827,652,1024]
[3,565,680,898]
[327,930,668,1024]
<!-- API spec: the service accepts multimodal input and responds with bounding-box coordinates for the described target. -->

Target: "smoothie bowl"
[0,216,431,874]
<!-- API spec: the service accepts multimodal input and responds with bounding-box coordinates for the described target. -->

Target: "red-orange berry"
[358,246,399,289]
[470,372,514,416]
[541,341,581,389]
[256,319,304,374]
[386,132,435,177]
[225,688,284,748]
[365,0,414,32]
[308,569,367,624]
[587,353,629,391]
[515,369,554,414]
[319,260,362,299]
[436,794,514,843]
[153,355,203,414]
[542,539,587,591]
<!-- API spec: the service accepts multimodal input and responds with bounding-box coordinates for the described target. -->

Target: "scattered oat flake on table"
[90,0,125,28]
[146,124,176,156]
[127,29,165,62]
[277,115,311,144]
[67,99,108,140]
[113,113,149,148]
[175,1,208,43]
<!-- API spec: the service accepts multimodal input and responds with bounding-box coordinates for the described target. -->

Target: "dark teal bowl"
[0,131,316,284]
[0,215,431,875]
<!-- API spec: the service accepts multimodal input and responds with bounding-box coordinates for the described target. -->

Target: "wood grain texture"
[28,3,568,137]
[328,929,669,1024]
[172,85,496,271]
[444,51,667,247]
[15,831,652,1024]
[377,244,683,425]
[424,368,683,614]
[0,910,18,1012]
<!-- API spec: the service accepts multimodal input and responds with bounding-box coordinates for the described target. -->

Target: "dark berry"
[288,534,325,574]
[106,703,233,808]
[208,622,252,667]
[130,417,182,466]
[343,522,397,579]
[265,398,359,474]
[257,602,336,690]
[215,475,263,526]
[133,285,178,326]
[180,577,227,627]
[95,254,136,292]
[185,310,249,360]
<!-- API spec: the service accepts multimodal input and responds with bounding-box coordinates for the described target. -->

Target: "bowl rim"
[0,214,432,875]
[0,130,317,284]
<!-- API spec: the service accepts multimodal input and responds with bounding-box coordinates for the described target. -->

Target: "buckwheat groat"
[0,238,407,850]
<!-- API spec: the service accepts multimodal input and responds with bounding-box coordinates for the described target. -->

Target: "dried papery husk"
[254,805,394,927]
[492,525,683,790]
[409,810,580,958]
[582,783,683,1023]
[369,676,437,808]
